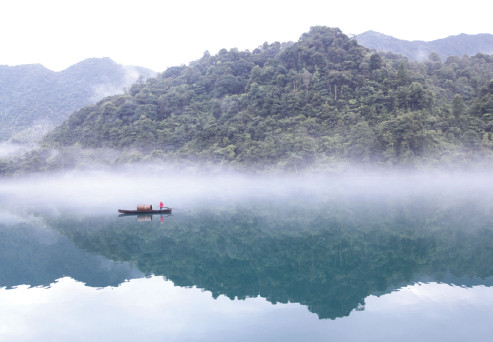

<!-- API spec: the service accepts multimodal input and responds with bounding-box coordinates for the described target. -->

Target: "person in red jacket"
[160,201,164,210]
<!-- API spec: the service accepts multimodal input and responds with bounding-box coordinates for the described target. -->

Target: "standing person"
[160,201,164,210]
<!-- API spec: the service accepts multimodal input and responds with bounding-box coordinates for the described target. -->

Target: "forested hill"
[9,27,493,172]
[0,58,154,142]
[355,31,493,62]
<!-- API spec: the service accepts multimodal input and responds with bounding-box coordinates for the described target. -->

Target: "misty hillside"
[3,26,493,174]
[0,58,155,142]
[355,31,493,61]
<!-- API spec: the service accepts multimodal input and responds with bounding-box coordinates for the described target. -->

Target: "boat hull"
[118,208,172,215]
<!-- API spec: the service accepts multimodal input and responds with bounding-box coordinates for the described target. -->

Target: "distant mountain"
[0,58,155,142]
[355,31,493,61]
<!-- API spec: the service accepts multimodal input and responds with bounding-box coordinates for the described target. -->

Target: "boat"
[118,208,172,215]
[118,204,172,215]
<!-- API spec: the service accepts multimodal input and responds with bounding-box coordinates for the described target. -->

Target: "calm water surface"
[1,171,493,341]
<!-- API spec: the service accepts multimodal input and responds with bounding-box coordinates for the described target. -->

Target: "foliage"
[3,27,493,174]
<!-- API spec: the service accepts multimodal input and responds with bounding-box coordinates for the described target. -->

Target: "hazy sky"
[1,0,492,72]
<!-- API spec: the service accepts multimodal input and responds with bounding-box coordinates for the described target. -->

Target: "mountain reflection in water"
[3,179,492,321]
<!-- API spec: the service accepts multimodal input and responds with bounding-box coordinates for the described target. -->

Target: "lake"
[1,170,493,341]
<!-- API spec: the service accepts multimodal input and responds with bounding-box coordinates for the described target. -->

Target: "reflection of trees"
[0,222,140,288]
[50,196,493,319]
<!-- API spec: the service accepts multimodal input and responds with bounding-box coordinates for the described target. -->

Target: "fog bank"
[1,168,492,216]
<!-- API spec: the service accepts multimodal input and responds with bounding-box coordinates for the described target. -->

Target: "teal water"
[1,172,493,341]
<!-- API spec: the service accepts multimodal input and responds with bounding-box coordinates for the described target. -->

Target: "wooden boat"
[118,208,172,215]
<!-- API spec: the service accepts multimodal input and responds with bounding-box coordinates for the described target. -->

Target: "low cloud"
[1,168,493,216]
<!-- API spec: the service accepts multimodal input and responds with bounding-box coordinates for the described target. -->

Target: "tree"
[347,122,375,162]
[452,94,465,118]
[397,62,410,86]
[369,53,383,71]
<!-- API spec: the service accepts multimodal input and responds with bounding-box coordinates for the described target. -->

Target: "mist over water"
[1,168,492,211]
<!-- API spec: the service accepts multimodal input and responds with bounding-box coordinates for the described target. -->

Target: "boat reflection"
[118,212,172,222]
[137,215,152,222]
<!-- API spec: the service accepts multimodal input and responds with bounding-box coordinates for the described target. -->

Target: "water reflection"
[2,187,492,321]
[0,214,142,288]
[1,173,493,337]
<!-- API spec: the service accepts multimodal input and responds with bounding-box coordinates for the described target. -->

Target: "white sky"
[1,0,492,72]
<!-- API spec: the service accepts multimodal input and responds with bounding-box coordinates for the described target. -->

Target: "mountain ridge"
[0,57,155,142]
[355,31,493,61]
[1,26,493,174]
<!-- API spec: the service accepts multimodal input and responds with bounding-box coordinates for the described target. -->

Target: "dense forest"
[1,26,493,174]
